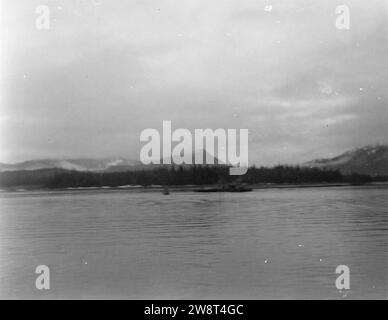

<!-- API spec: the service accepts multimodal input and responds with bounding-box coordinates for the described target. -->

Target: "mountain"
[304,145,388,176]
[0,158,142,172]
[161,149,223,166]
[0,150,222,173]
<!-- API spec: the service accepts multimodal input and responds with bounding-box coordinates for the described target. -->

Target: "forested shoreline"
[0,165,381,190]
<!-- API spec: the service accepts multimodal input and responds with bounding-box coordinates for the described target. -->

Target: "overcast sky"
[1,0,387,165]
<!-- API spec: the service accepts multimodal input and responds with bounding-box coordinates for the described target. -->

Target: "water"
[0,185,387,299]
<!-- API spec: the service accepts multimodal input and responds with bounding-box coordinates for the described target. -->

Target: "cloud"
[0,0,387,165]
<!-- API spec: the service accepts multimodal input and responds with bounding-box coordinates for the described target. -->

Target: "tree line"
[0,165,376,189]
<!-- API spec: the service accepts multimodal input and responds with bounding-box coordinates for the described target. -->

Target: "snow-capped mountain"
[0,150,222,173]
[304,145,388,176]
[0,158,142,172]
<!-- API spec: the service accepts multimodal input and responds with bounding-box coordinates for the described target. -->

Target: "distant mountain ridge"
[304,145,388,176]
[162,149,222,166]
[0,150,223,173]
[0,158,142,172]
[1,145,387,176]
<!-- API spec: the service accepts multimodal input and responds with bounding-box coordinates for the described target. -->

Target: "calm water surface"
[0,186,387,299]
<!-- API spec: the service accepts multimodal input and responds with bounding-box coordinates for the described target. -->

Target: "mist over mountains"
[0,150,222,173]
[0,145,387,177]
[0,158,143,173]
[304,145,388,177]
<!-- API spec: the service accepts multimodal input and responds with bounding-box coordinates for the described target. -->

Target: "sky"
[0,0,387,166]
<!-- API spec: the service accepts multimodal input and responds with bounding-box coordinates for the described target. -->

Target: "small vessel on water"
[162,186,170,195]
[196,182,252,193]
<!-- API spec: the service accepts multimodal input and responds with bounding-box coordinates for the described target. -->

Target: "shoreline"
[1,181,388,193]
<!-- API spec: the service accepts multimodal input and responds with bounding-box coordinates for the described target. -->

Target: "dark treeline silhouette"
[0,165,376,189]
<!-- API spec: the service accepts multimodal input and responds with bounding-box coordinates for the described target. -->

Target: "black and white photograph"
[0,0,387,303]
